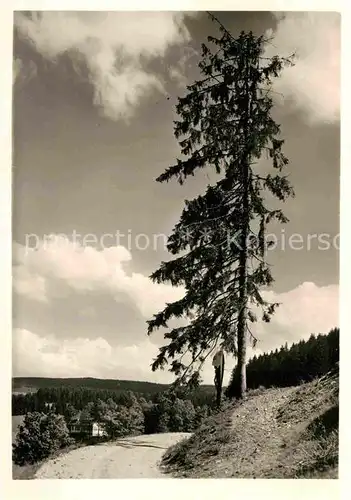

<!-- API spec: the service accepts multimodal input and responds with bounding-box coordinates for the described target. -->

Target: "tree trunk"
[236,176,249,398]
[214,355,225,408]
[215,367,222,408]
[235,42,251,399]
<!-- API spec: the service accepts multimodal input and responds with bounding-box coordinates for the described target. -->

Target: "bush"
[13,412,73,465]
[99,399,145,438]
[143,392,198,433]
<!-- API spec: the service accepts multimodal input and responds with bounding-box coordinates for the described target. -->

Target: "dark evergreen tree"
[147,15,294,398]
[63,403,78,421]
[226,327,339,393]
[327,327,339,365]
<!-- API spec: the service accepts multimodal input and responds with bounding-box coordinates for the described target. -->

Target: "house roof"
[69,412,98,424]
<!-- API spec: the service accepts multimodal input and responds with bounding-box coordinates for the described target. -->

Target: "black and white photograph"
[10,7,340,483]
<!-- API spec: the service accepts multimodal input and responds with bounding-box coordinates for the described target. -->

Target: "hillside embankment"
[161,369,339,479]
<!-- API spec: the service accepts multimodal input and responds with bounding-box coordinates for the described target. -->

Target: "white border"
[1,1,349,499]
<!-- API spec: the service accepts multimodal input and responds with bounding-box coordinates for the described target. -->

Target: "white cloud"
[13,234,338,385]
[12,326,231,384]
[13,327,173,382]
[14,11,193,120]
[169,46,199,88]
[13,236,185,318]
[265,12,340,124]
[256,281,339,352]
[13,265,48,303]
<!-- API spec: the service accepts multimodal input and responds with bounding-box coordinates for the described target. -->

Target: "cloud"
[13,233,338,383]
[14,11,193,120]
[169,46,199,88]
[265,12,340,124]
[256,281,339,352]
[13,57,37,85]
[13,236,184,318]
[13,328,173,382]
[13,264,48,303]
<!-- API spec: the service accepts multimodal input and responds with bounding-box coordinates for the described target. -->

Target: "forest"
[226,327,339,397]
[13,377,172,394]
[12,382,214,416]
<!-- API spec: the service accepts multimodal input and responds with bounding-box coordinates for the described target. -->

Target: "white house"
[68,412,107,437]
[92,422,108,437]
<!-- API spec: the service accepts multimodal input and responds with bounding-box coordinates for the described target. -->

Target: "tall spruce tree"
[147,16,295,398]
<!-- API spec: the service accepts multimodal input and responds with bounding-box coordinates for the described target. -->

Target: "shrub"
[144,392,198,433]
[13,412,73,465]
[100,400,145,438]
[194,405,209,428]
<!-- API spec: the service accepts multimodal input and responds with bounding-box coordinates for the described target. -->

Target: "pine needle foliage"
[147,15,295,398]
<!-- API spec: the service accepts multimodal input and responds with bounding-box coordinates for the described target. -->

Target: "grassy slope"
[161,370,339,479]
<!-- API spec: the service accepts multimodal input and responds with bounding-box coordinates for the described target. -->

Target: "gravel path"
[228,387,297,477]
[35,433,191,479]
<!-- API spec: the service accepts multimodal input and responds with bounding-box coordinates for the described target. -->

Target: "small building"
[92,422,108,437]
[68,412,107,438]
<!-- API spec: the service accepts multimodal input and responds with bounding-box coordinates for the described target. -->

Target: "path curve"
[35,433,191,479]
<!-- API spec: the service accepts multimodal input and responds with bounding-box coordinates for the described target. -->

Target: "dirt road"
[35,433,191,479]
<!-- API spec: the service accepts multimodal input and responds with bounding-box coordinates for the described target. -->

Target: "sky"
[12,11,340,385]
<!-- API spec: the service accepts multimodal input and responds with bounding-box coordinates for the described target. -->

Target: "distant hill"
[12,377,214,395]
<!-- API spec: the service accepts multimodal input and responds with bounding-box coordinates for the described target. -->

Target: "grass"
[161,370,339,479]
[295,429,338,478]
[12,462,42,480]
[162,404,234,474]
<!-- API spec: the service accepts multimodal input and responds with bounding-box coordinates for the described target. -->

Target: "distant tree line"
[226,328,339,398]
[12,385,214,417]
[13,377,171,394]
